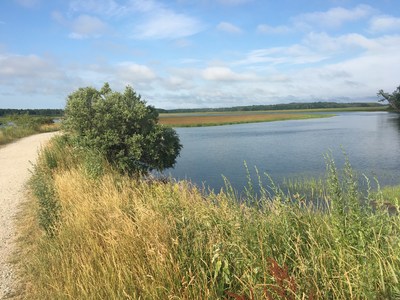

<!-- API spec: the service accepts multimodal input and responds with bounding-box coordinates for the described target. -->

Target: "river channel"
[166,112,400,193]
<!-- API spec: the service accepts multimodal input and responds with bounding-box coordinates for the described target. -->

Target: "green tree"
[377,85,400,112]
[63,83,182,175]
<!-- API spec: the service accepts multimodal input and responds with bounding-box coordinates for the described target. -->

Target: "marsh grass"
[23,136,400,299]
[0,115,60,145]
[159,113,333,127]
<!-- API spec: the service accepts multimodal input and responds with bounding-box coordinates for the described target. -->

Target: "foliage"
[63,83,181,175]
[378,85,400,112]
[22,138,400,299]
[0,114,59,145]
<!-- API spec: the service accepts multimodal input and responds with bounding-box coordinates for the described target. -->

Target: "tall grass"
[0,115,60,145]
[0,126,36,145]
[22,135,400,299]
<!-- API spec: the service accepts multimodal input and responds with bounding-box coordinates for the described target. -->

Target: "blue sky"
[1,0,400,109]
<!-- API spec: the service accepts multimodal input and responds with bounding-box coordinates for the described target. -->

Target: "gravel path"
[0,132,57,299]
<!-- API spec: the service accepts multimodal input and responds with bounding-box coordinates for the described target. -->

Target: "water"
[165,112,400,192]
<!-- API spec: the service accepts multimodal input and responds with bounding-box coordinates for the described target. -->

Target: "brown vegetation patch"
[159,113,326,127]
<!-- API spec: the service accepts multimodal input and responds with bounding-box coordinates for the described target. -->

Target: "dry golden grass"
[39,123,61,132]
[20,137,400,299]
[159,113,331,127]
[24,168,232,298]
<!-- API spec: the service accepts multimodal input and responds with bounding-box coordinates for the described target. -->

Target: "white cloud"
[288,49,400,101]
[303,32,376,54]
[69,0,128,17]
[295,4,374,29]
[116,62,157,82]
[256,5,376,36]
[255,34,400,102]
[0,52,160,107]
[69,0,160,16]
[236,31,399,70]
[69,15,109,39]
[68,0,204,40]
[192,31,395,105]
[369,15,400,33]
[161,75,195,91]
[52,12,109,39]
[0,54,63,79]
[133,10,203,39]
[257,24,292,34]
[167,76,185,86]
[0,53,79,104]
[236,45,328,66]
[217,22,243,34]
[202,66,257,81]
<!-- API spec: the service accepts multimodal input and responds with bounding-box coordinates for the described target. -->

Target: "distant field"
[159,112,334,127]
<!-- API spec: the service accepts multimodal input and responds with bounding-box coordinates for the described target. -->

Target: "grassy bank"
[159,112,333,127]
[0,115,60,145]
[20,135,400,299]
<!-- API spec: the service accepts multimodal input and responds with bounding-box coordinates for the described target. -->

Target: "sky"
[1,0,400,109]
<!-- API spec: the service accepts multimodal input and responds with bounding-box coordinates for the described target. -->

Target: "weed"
[264,258,297,300]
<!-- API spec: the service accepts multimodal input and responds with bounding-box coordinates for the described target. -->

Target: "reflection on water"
[166,112,400,192]
[386,113,400,132]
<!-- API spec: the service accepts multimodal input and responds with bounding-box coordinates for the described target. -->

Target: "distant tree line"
[157,101,386,114]
[1,101,386,117]
[0,109,64,117]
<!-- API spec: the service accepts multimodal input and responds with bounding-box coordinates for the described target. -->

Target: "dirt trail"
[0,132,57,299]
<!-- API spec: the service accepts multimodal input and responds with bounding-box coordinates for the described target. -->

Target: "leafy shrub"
[63,83,182,175]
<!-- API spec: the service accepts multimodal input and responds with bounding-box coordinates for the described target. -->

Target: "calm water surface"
[165,112,400,192]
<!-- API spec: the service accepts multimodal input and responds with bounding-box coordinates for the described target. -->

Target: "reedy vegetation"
[0,114,59,145]
[24,135,400,299]
[158,113,332,127]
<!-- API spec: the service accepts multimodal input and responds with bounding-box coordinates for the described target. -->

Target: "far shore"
[159,111,334,127]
